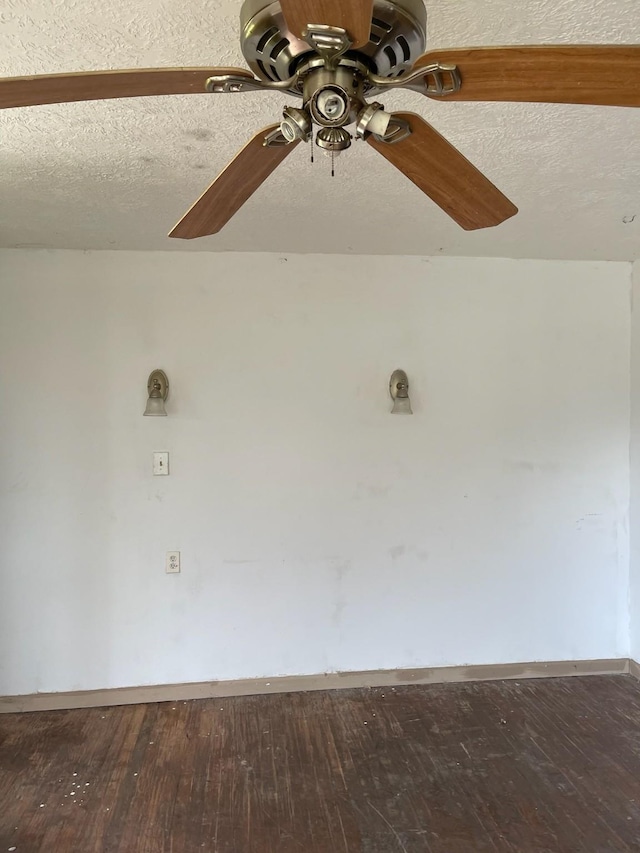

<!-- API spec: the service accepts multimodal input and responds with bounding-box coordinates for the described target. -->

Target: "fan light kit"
[2,0,639,240]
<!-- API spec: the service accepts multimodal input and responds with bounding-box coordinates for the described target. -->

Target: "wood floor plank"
[2,676,640,851]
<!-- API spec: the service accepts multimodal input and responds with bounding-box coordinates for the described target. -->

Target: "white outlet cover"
[166,551,180,574]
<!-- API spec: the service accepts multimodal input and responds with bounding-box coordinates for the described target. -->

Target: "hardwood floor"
[2,675,640,852]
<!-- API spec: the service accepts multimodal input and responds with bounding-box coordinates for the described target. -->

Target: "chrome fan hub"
[239,0,427,83]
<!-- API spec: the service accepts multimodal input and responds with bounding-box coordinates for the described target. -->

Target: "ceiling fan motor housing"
[240,0,427,83]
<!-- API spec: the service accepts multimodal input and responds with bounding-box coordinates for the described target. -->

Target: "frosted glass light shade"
[143,394,167,417]
[391,396,413,415]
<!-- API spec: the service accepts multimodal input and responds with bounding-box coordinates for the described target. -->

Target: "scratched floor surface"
[2,676,640,852]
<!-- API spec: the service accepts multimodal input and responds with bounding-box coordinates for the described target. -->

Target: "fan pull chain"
[331,149,335,178]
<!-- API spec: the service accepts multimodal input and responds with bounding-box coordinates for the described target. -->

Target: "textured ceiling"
[1,0,640,259]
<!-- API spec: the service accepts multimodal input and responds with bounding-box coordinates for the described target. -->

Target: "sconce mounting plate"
[389,368,413,414]
[148,369,169,400]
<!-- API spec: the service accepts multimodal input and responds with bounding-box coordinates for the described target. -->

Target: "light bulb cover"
[391,396,413,415]
[143,395,168,417]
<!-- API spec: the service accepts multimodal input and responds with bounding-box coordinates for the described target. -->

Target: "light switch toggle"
[153,452,169,476]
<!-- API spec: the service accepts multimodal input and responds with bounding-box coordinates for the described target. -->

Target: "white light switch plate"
[166,551,180,573]
[153,451,169,476]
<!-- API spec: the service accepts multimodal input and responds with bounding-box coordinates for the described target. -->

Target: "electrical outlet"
[153,452,169,476]
[166,551,180,574]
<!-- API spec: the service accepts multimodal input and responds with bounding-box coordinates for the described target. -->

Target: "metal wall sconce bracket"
[389,369,413,415]
[144,369,169,417]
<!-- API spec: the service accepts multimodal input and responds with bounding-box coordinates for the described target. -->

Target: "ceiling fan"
[2,0,639,239]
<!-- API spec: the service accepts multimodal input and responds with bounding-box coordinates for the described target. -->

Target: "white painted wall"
[630,261,640,662]
[0,250,631,696]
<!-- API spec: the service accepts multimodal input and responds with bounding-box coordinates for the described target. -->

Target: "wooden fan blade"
[169,126,300,239]
[0,67,255,109]
[367,112,517,231]
[416,45,640,106]
[279,0,373,48]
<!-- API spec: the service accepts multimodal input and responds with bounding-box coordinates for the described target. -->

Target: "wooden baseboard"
[0,657,629,714]
[629,659,640,680]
